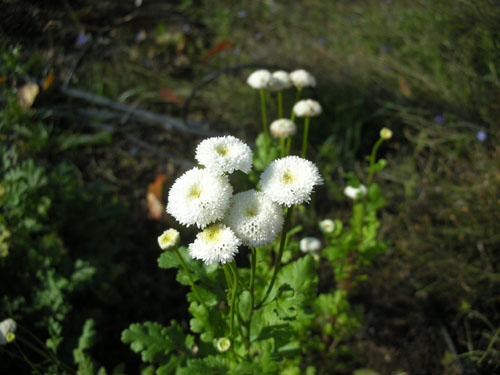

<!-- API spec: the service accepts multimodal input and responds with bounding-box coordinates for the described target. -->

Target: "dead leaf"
[147,174,167,220]
[42,73,54,91]
[398,74,412,98]
[203,40,234,60]
[17,83,39,110]
[158,88,185,107]
[0,76,6,84]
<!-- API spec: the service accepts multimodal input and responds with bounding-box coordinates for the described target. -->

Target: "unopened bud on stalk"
[216,337,231,352]
[157,229,180,251]
[380,127,393,140]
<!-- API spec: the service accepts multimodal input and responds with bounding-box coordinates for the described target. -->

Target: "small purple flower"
[384,64,391,71]
[381,44,389,53]
[135,30,146,43]
[385,0,393,3]
[476,130,487,142]
[318,37,326,45]
[343,68,349,75]
[183,24,191,33]
[434,114,445,124]
[75,32,89,46]
[129,146,139,155]
[254,32,263,41]
[237,9,247,18]
[232,47,241,56]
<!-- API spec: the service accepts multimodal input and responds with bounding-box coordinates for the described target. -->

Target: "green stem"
[301,117,310,158]
[280,138,285,157]
[244,248,257,355]
[256,206,294,308]
[366,137,384,187]
[278,91,283,118]
[478,324,500,365]
[174,248,207,309]
[227,262,239,342]
[290,87,302,122]
[259,89,268,135]
[285,137,292,156]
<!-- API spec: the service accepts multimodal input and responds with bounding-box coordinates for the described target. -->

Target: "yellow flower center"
[282,169,296,184]
[215,145,229,156]
[202,225,222,243]
[187,184,202,199]
[245,204,258,217]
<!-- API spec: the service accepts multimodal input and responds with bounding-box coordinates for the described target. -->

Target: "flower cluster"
[247,68,316,91]
[164,136,322,265]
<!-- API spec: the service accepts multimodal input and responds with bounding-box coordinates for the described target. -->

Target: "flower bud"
[157,229,180,251]
[380,127,392,140]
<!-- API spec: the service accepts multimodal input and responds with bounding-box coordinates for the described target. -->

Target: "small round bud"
[270,119,297,139]
[380,127,392,140]
[216,337,231,352]
[300,237,322,253]
[157,229,180,251]
[319,219,335,233]
[6,332,15,343]
[293,99,322,118]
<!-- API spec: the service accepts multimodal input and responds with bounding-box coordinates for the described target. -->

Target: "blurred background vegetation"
[1,0,499,374]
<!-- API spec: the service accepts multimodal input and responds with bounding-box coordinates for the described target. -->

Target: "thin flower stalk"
[366,136,384,187]
[173,248,207,309]
[277,91,283,118]
[256,206,294,308]
[301,117,310,158]
[259,89,268,135]
[290,87,303,122]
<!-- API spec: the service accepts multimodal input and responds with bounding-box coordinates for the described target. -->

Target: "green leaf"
[58,132,111,150]
[121,321,186,363]
[238,291,251,319]
[189,302,226,343]
[353,369,382,375]
[176,356,227,375]
[73,319,96,365]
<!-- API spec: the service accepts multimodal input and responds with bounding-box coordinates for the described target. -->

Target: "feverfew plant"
[123,134,323,374]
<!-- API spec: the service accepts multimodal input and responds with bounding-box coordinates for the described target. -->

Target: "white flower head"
[290,69,316,88]
[269,70,292,91]
[344,185,367,200]
[247,69,274,89]
[0,318,16,345]
[380,127,393,140]
[189,224,241,265]
[300,237,322,253]
[157,229,180,250]
[225,190,284,248]
[260,156,323,207]
[270,119,297,139]
[216,337,231,352]
[195,136,253,176]
[293,99,322,118]
[319,219,335,233]
[166,168,233,228]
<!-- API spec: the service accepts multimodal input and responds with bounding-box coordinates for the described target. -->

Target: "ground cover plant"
[1,0,499,374]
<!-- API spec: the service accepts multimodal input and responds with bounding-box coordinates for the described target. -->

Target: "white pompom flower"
[247,69,275,89]
[344,185,367,200]
[270,119,297,139]
[189,224,241,265]
[319,219,335,233]
[290,69,316,88]
[300,237,322,253]
[225,190,284,248]
[0,318,16,345]
[166,168,233,228]
[260,156,323,207]
[293,99,322,118]
[269,70,292,91]
[195,136,253,176]
[157,229,180,250]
